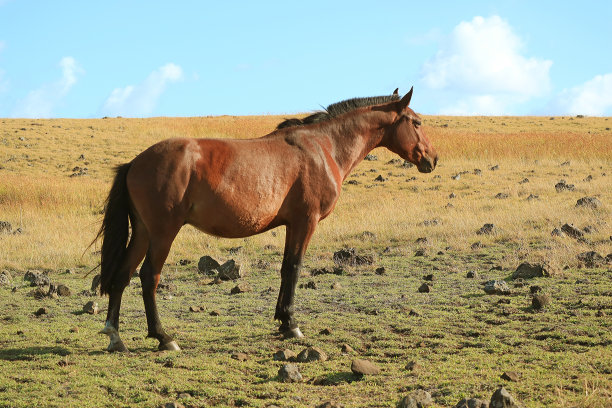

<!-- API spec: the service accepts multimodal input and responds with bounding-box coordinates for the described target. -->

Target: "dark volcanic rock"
[0,221,11,233]
[83,301,99,315]
[501,371,520,382]
[24,270,50,287]
[296,346,327,362]
[418,283,432,293]
[273,349,297,362]
[489,387,521,408]
[477,223,495,235]
[511,262,552,279]
[197,255,220,275]
[332,248,373,266]
[484,280,510,295]
[0,270,12,287]
[398,390,433,408]
[230,282,252,294]
[454,398,489,408]
[217,259,242,280]
[91,274,101,293]
[278,364,302,382]
[555,180,575,192]
[577,251,605,267]
[561,223,583,239]
[576,196,602,209]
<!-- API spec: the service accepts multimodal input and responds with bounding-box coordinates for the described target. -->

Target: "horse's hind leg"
[140,234,181,351]
[101,220,149,352]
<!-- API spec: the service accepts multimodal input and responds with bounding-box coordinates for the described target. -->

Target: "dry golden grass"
[0,115,610,271]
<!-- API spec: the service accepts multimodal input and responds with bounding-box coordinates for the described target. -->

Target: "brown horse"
[96,87,437,352]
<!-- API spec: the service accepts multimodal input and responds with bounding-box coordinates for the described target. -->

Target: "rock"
[375,267,386,275]
[471,242,483,250]
[31,287,48,299]
[83,301,99,315]
[315,402,344,408]
[311,266,344,276]
[398,390,433,408]
[484,280,511,295]
[299,281,317,289]
[0,221,12,233]
[511,262,552,279]
[161,403,185,408]
[489,165,499,171]
[477,223,495,235]
[415,237,429,244]
[364,154,377,161]
[526,194,539,201]
[231,352,248,361]
[209,310,221,316]
[34,307,48,316]
[319,327,332,335]
[561,223,583,239]
[501,371,520,382]
[57,284,71,297]
[473,169,482,175]
[577,251,605,267]
[551,228,564,237]
[518,178,529,184]
[494,193,509,199]
[332,248,374,266]
[331,282,343,290]
[529,285,543,294]
[532,294,550,310]
[418,283,432,293]
[189,305,204,312]
[91,274,101,293]
[405,360,422,373]
[273,349,297,361]
[278,364,302,383]
[177,259,191,266]
[449,192,457,199]
[24,270,50,287]
[454,398,489,408]
[230,282,252,294]
[423,274,434,281]
[217,259,241,280]
[408,308,420,316]
[197,255,221,275]
[576,196,601,209]
[489,387,521,408]
[414,249,426,257]
[374,174,386,182]
[340,343,354,353]
[296,346,327,362]
[555,180,575,192]
[0,270,12,287]
[466,271,478,279]
[69,327,79,333]
[350,358,380,375]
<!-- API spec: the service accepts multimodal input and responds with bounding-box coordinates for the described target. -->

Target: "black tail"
[94,163,132,296]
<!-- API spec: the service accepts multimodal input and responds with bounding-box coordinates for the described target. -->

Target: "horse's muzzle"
[417,154,437,173]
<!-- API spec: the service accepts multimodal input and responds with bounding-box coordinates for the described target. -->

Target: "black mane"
[277,94,400,130]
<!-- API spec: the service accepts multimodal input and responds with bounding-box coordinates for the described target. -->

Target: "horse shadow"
[0,346,70,361]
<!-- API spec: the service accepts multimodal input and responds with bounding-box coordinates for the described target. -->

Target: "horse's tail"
[94,163,132,296]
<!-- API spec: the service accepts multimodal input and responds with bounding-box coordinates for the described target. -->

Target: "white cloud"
[101,63,183,117]
[554,73,612,116]
[421,16,552,114]
[12,56,83,118]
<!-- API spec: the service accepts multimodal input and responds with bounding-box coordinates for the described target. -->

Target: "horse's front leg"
[274,220,317,338]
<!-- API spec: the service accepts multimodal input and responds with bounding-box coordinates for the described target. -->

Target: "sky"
[0,0,611,118]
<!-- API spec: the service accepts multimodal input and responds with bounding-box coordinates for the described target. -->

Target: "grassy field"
[0,115,610,407]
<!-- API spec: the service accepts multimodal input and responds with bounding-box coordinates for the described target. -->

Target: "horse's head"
[380,87,438,173]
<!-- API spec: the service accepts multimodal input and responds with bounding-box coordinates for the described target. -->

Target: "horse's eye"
[413,120,421,127]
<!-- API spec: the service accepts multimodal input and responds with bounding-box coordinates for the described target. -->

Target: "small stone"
[512,262,552,279]
[340,343,354,353]
[273,349,297,361]
[495,193,509,199]
[529,285,543,294]
[596,310,607,317]
[418,283,432,293]
[466,271,478,279]
[489,165,499,171]
[423,274,434,281]
[69,327,79,333]
[217,259,242,280]
[375,267,386,275]
[405,360,422,373]
[296,346,327,362]
[526,194,539,201]
[34,307,48,316]
[56,284,71,297]
[189,306,204,312]
[576,196,602,209]
[230,282,252,294]
[351,358,380,375]
[489,387,520,408]
[24,270,50,287]
[197,255,221,275]
[471,241,483,250]
[551,228,564,237]
[299,281,317,289]
[484,280,511,295]
[0,270,12,287]
[555,180,575,192]
[0,221,12,233]
[278,364,302,383]
[577,251,605,267]
[532,294,550,310]
[91,274,101,293]
[501,371,520,382]
[331,282,342,290]
[209,310,220,316]
[518,178,529,184]
[319,327,332,335]
[398,390,433,408]
[231,352,248,361]
[162,402,185,408]
[408,308,420,317]
[414,249,426,257]
[83,300,99,315]
[374,174,386,182]
[454,398,489,408]
[364,154,377,161]
[477,223,495,235]
[449,192,456,199]
[32,287,48,299]
[561,223,583,238]
[315,402,343,408]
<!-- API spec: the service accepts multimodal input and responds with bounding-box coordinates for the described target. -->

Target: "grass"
[0,115,611,407]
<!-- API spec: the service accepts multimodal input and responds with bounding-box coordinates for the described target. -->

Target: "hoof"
[282,327,304,339]
[159,340,181,351]
[107,339,129,353]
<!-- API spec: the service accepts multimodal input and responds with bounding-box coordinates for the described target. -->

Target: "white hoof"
[159,340,181,351]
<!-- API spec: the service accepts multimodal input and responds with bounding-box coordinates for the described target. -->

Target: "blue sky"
[0,0,611,118]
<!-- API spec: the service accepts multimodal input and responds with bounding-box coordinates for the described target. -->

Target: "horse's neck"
[325,111,389,180]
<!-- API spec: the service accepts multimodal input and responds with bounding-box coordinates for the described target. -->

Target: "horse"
[95,87,438,352]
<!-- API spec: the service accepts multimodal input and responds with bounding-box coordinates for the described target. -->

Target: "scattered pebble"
[351,358,380,375]
[278,364,302,382]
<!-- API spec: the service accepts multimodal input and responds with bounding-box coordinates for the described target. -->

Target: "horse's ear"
[398,86,413,111]
[393,88,399,96]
